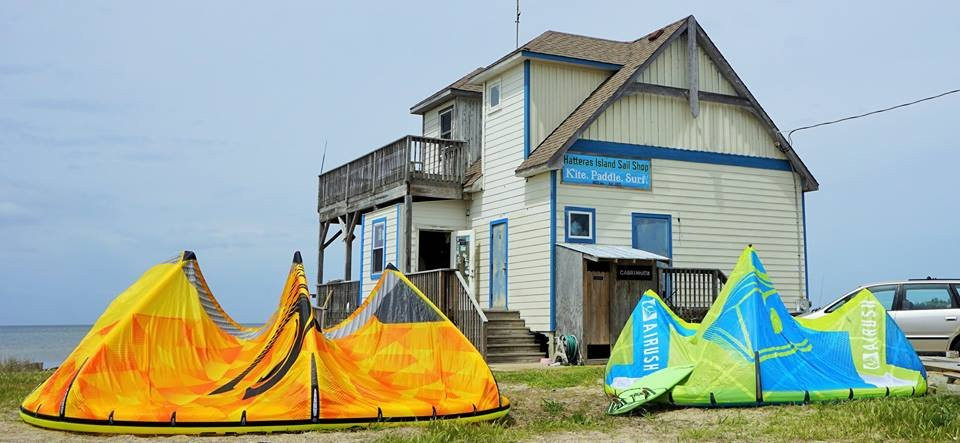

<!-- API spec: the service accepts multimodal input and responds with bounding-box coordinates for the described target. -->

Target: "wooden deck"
[317,135,467,223]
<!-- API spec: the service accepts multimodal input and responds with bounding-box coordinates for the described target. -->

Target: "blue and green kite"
[605,247,926,414]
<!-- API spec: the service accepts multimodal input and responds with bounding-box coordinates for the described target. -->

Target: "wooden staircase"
[483,310,546,363]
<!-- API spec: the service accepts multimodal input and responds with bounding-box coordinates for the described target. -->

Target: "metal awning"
[557,243,670,262]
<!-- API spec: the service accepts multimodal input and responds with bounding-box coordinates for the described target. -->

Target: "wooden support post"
[317,220,329,289]
[404,189,413,273]
[686,16,700,118]
[341,212,359,281]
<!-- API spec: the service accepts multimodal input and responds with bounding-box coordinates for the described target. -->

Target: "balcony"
[317,135,467,222]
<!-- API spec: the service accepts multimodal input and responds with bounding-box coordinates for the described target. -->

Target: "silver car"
[806,279,960,355]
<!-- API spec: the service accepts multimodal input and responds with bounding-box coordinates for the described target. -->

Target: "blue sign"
[561,153,651,189]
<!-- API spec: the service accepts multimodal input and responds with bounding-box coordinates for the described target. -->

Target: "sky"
[1,1,958,325]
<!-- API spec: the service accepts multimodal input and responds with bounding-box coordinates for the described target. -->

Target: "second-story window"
[488,80,501,112]
[371,219,386,275]
[439,106,454,139]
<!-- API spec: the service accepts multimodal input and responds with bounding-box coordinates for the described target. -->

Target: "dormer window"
[488,80,501,112]
[439,106,453,139]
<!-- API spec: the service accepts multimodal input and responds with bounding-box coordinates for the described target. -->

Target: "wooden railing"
[658,268,728,322]
[316,281,360,329]
[317,135,467,210]
[407,269,487,356]
[314,269,488,356]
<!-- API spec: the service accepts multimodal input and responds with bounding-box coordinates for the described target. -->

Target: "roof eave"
[409,88,481,115]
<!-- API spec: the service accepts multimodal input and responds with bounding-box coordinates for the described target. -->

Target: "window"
[901,284,955,310]
[564,206,595,243]
[632,213,671,258]
[371,218,386,276]
[439,106,454,140]
[867,285,897,310]
[487,80,501,111]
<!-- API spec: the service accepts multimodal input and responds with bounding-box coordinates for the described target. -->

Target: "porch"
[316,135,468,284]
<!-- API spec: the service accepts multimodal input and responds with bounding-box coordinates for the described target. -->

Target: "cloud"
[19,98,125,113]
[0,201,36,226]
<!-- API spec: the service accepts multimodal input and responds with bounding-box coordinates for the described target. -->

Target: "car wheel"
[951,337,960,354]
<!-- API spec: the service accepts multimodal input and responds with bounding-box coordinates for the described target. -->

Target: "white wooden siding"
[555,160,807,308]
[410,200,470,271]
[530,61,609,148]
[638,34,737,95]
[582,93,783,159]
[421,99,454,139]
[360,204,401,298]
[478,63,553,331]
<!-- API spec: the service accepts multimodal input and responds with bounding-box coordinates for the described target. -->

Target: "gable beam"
[694,24,819,191]
[626,82,752,108]
[687,16,700,118]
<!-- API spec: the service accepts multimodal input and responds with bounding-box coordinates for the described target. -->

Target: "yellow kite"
[20,251,508,434]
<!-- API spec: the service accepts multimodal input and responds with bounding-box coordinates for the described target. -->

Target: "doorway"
[489,219,508,309]
[583,260,611,360]
[417,230,451,271]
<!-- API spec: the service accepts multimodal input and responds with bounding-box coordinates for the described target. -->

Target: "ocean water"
[0,325,91,369]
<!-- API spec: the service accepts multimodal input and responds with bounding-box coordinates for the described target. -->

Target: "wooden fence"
[658,268,728,322]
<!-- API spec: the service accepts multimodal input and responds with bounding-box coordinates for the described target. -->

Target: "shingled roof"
[409,67,485,114]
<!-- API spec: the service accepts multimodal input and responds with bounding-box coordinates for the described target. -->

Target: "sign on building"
[561,153,651,189]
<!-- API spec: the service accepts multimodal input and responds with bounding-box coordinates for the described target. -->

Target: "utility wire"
[785,88,959,145]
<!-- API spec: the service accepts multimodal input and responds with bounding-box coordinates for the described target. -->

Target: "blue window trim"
[521,50,622,71]
[549,171,557,331]
[631,212,672,258]
[563,206,596,244]
[395,204,401,270]
[523,60,530,159]
[488,218,509,309]
[571,139,793,172]
[802,193,809,301]
[369,217,387,280]
[357,213,365,302]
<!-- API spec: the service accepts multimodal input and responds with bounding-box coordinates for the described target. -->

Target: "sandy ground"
[2,373,957,442]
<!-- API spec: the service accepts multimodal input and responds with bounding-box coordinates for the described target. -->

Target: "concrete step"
[486,319,527,329]
[485,327,534,337]
[486,335,537,346]
[483,310,521,321]
[487,343,542,353]
[486,351,546,364]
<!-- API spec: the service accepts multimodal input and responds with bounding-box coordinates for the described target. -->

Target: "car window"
[866,285,897,310]
[901,284,955,310]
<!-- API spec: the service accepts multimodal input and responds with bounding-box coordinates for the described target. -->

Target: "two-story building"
[316,16,817,363]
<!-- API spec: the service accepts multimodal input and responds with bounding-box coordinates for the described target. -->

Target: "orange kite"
[20,251,508,434]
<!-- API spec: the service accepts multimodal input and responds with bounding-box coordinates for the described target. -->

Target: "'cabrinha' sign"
[561,153,651,189]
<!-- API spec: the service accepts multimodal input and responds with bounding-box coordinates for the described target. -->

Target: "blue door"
[631,213,672,258]
[489,219,508,309]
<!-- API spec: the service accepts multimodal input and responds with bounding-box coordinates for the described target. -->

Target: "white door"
[452,230,474,288]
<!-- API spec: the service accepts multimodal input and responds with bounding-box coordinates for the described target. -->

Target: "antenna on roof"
[319,139,328,174]
[515,0,521,48]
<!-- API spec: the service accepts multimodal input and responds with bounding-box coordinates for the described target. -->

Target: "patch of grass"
[493,366,603,389]
[375,421,511,443]
[0,369,49,412]
[541,398,565,414]
[676,395,960,441]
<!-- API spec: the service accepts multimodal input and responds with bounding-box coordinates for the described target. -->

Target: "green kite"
[605,247,926,414]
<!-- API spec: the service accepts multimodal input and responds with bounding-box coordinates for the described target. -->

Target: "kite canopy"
[605,247,926,413]
[20,252,507,434]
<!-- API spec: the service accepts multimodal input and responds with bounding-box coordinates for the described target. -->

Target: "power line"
[785,88,960,145]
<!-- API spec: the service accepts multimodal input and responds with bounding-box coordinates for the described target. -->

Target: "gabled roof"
[410,67,485,115]
[516,18,686,175]
[411,31,634,115]
[515,16,819,192]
